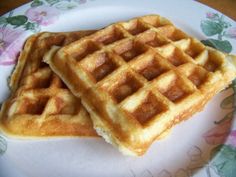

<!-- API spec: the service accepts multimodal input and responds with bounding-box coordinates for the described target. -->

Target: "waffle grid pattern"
[58,15,225,124]
[0,32,97,137]
[47,15,236,155]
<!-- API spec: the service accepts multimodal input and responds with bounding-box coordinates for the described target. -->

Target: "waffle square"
[0,31,99,137]
[45,15,236,155]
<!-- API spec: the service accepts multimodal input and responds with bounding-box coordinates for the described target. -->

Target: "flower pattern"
[226,27,236,39]
[206,12,217,20]
[0,0,97,66]
[25,6,60,26]
[203,119,232,145]
[227,130,236,147]
[201,11,234,53]
[0,27,25,65]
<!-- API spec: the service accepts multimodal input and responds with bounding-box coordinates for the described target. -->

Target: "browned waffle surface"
[0,30,99,137]
[45,15,236,155]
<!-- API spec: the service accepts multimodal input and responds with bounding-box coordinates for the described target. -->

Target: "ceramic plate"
[0,0,236,177]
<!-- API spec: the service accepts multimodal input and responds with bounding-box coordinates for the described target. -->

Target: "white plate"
[0,0,236,177]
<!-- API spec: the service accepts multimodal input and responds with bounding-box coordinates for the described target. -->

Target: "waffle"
[45,15,236,156]
[0,30,99,137]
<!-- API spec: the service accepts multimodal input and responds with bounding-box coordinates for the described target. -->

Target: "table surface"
[0,0,236,20]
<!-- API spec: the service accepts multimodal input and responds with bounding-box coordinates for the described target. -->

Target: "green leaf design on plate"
[24,22,40,32]
[220,94,234,109]
[214,110,234,124]
[6,15,28,27]
[201,39,232,53]
[0,16,7,25]
[31,0,44,7]
[201,20,224,36]
[0,136,7,155]
[210,144,236,177]
[45,0,60,6]
[232,79,236,90]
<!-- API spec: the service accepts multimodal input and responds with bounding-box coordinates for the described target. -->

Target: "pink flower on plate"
[206,12,217,19]
[226,27,236,39]
[25,6,60,26]
[0,27,25,65]
[226,130,236,147]
[203,119,232,145]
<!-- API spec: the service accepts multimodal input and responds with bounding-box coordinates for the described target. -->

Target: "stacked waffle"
[0,31,97,137]
[1,15,236,156]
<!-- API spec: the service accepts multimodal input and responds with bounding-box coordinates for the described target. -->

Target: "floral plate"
[0,0,236,177]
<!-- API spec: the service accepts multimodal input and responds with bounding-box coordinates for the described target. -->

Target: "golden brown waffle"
[0,30,99,137]
[45,15,236,155]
